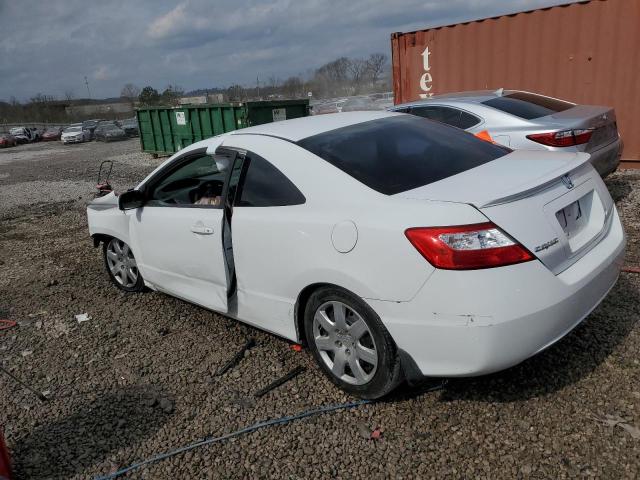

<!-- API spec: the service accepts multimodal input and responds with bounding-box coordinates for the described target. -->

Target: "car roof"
[393,89,517,108]
[228,111,403,142]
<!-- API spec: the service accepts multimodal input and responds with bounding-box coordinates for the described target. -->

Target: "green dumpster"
[136,99,309,155]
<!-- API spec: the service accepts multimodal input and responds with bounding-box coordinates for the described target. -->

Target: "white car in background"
[87,112,625,398]
[61,125,90,144]
[10,127,39,143]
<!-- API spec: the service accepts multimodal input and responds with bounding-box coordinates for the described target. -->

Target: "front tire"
[304,287,402,399]
[103,238,144,292]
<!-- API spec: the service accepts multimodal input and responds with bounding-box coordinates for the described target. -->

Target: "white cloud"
[147,2,190,39]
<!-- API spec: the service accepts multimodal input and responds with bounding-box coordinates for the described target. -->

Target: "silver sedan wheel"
[106,238,139,288]
[312,301,378,385]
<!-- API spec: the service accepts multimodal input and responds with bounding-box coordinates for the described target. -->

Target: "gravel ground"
[0,140,639,479]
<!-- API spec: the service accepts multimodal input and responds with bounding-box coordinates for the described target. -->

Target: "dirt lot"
[0,140,639,479]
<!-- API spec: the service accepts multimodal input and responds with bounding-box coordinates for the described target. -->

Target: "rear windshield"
[297,115,510,195]
[482,91,574,120]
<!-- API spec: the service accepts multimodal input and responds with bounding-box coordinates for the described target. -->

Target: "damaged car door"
[130,149,232,312]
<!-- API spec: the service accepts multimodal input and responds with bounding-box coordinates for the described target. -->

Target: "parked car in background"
[94,120,116,131]
[61,125,90,144]
[390,89,622,178]
[9,127,39,143]
[82,119,102,139]
[119,118,139,137]
[94,123,127,142]
[87,111,624,398]
[0,133,18,148]
[41,126,63,141]
[312,102,342,115]
[341,97,382,112]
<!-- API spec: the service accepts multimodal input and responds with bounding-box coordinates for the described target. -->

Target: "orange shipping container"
[391,0,640,163]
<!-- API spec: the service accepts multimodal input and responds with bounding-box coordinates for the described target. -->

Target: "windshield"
[9,128,23,135]
[298,115,511,195]
[64,127,82,133]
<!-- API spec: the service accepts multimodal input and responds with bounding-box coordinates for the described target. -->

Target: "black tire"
[102,238,145,292]
[304,287,402,399]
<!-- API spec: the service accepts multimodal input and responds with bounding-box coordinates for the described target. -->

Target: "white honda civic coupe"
[87,111,625,398]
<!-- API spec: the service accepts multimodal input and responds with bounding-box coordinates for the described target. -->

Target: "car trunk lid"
[397,150,615,274]
[537,105,618,151]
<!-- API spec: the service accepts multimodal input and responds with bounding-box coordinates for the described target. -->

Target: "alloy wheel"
[312,301,378,385]
[105,238,139,288]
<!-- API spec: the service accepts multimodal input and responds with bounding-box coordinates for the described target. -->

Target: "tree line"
[131,53,390,105]
[0,53,390,122]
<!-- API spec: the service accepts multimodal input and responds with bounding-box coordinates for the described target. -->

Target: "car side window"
[410,106,480,130]
[235,153,305,207]
[147,153,227,207]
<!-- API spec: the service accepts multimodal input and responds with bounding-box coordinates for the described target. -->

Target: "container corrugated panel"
[391,0,640,162]
[136,99,309,155]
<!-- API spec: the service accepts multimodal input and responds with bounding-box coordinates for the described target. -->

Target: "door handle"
[191,225,214,235]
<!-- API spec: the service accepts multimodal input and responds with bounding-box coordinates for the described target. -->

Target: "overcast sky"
[0,0,576,101]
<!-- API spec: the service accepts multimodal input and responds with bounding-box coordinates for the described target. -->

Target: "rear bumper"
[589,137,622,177]
[367,208,625,379]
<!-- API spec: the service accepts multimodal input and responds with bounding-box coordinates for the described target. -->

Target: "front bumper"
[367,208,625,379]
[62,137,84,144]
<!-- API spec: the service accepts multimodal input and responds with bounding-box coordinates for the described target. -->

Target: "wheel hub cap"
[106,239,139,288]
[312,301,378,386]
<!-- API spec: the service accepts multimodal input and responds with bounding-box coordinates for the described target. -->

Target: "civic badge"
[561,174,574,189]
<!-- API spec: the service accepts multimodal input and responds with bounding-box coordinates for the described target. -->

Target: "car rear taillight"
[526,129,593,147]
[405,222,533,270]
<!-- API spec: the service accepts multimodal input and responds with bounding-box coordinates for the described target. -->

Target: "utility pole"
[84,76,92,99]
[256,75,260,100]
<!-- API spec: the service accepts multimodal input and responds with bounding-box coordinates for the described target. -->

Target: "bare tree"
[138,86,160,106]
[27,93,57,122]
[120,83,141,106]
[317,57,350,85]
[64,90,75,102]
[30,93,56,104]
[365,53,388,84]
[160,84,184,106]
[282,76,303,98]
[313,57,351,96]
[227,84,246,102]
[348,58,368,94]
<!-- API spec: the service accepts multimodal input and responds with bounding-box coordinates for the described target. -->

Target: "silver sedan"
[390,89,622,177]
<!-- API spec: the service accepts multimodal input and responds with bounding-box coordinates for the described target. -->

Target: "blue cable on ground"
[94,399,372,479]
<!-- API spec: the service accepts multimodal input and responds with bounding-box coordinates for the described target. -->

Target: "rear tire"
[103,238,145,292]
[304,287,402,399]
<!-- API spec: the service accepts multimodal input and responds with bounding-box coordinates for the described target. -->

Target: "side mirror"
[118,189,146,210]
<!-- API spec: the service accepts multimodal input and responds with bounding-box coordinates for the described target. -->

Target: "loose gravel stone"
[0,141,639,479]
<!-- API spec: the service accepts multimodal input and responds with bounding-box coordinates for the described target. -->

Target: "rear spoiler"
[479,152,591,208]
